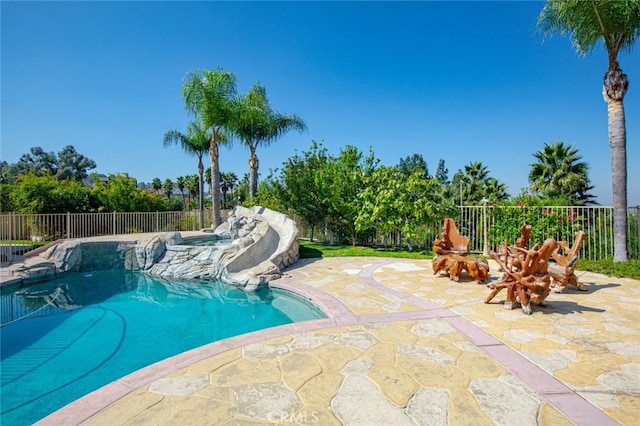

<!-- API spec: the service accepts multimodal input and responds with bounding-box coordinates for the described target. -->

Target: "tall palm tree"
[151,178,162,194]
[539,0,639,261]
[528,141,593,204]
[219,171,239,208]
[464,161,489,203]
[176,176,186,207]
[185,175,199,209]
[163,121,210,228]
[182,68,237,226]
[483,177,509,202]
[162,178,173,201]
[231,82,307,198]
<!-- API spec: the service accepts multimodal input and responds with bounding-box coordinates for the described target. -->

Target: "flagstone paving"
[38,257,639,425]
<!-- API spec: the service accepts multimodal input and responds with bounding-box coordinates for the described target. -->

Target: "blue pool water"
[0,270,325,425]
[181,234,233,246]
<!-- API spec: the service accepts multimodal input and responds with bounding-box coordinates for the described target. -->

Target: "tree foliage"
[538,0,640,261]
[528,141,595,205]
[357,167,455,249]
[10,173,94,213]
[231,82,307,198]
[93,174,168,212]
[277,141,330,241]
[182,68,237,226]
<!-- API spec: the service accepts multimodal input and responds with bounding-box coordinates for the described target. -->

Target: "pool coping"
[35,257,620,425]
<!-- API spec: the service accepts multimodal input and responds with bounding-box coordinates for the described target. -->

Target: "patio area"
[31,255,640,425]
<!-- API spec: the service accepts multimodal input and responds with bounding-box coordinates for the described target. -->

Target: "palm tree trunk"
[249,146,259,199]
[197,159,205,229]
[210,135,221,227]
[603,63,628,262]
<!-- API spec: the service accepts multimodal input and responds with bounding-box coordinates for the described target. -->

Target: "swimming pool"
[0,270,325,425]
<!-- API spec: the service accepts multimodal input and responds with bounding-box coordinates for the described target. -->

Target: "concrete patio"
[19,255,640,425]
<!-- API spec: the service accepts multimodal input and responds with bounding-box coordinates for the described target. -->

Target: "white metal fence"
[295,205,640,261]
[1,206,638,263]
[0,210,228,263]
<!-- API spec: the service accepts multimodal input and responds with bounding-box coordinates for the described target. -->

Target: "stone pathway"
[36,257,639,425]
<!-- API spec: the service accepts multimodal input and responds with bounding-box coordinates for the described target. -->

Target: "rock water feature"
[10,206,299,291]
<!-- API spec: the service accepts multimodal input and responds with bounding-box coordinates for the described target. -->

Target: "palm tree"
[483,177,509,202]
[182,68,237,226]
[185,175,199,209]
[538,0,639,261]
[151,178,162,194]
[163,122,210,228]
[231,82,307,198]
[464,161,489,204]
[176,176,186,207]
[219,172,239,208]
[528,141,594,204]
[162,178,173,201]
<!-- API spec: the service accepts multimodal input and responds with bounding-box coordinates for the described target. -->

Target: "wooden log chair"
[496,224,533,272]
[432,254,489,283]
[548,231,586,293]
[485,239,557,315]
[432,217,469,256]
[432,218,488,283]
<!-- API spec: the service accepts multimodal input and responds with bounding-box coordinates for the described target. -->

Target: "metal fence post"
[66,212,71,239]
[112,212,116,235]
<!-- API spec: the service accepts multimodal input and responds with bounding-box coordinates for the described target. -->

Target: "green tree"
[164,121,211,227]
[435,159,449,185]
[278,141,330,241]
[12,147,57,177]
[176,176,186,206]
[162,179,173,201]
[151,178,162,194]
[482,177,509,203]
[182,68,237,226]
[397,154,429,179]
[219,171,238,208]
[93,174,167,212]
[528,141,594,204]
[452,162,508,204]
[357,167,453,249]
[539,0,640,261]
[10,173,94,213]
[231,82,307,199]
[463,161,489,204]
[55,145,97,181]
[185,174,199,207]
[322,145,378,245]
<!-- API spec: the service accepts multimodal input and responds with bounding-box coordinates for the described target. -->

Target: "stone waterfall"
[11,206,299,292]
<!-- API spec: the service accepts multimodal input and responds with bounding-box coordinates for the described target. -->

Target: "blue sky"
[1,1,638,205]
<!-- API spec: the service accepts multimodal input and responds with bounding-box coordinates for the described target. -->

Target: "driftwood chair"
[496,224,533,272]
[549,231,586,293]
[486,238,557,315]
[432,217,469,256]
[432,218,488,283]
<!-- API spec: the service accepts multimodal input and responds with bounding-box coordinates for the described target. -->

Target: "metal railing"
[295,205,640,261]
[0,210,229,263]
[1,206,638,263]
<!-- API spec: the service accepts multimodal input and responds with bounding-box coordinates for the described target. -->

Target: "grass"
[299,240,434,259]
[576,258,640,280]
[300,240,640,280]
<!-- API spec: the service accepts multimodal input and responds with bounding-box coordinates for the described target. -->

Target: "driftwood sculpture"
[432,218,488,283]
[549,231,586,293]
[496,224,533,272]
[432,217,469,255]
[432,254,489,283]
[486,239,557,315]
[515,224,532,249]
